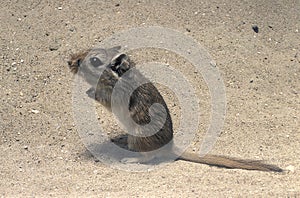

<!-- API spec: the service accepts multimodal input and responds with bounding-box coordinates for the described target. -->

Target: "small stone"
[286,165,295,172]
[31,109,40,114]
[58,7,62,10]
[24,146,28,150]
[210,61,217,67]
[20,92,23,96]
[69,27,76,32]
[252,25,259,33]
[49,42,61,51]
[20,59,24,63]
[12,62,17,66]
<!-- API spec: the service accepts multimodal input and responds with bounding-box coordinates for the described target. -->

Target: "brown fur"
[68,50,89,74]
[68,47,283,172]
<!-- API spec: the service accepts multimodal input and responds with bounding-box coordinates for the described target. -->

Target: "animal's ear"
[106,46,122,60]
[110,53,130,76]
[109,46,121,51]
[111,53,128,66]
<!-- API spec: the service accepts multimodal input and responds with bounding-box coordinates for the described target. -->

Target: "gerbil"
[68,46,283,172]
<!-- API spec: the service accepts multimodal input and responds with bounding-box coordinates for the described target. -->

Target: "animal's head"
[68,46,131,86]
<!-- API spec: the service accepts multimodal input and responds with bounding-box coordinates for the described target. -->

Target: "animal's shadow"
[79,134,176,165]
[79,134,130,161]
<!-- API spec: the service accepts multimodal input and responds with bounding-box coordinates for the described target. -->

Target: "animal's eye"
[90,57,103,67]
[77,59,81,66]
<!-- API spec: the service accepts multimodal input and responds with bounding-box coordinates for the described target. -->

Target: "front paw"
[86,87,96,99]
[121,157,141,164]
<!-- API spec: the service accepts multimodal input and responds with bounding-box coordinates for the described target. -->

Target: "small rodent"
[68,46,283,172]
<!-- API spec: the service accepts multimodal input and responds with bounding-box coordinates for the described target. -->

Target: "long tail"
[178,152,283,172]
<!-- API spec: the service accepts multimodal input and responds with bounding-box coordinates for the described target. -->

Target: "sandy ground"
[1,0,299,197]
